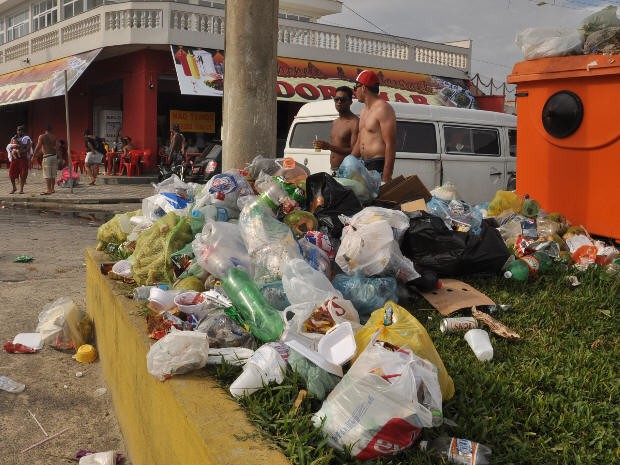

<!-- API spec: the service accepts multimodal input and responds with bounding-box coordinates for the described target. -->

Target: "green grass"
[206,266,619,464]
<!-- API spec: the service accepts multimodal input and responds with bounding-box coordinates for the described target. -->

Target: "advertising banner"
[0,49,101,107]
[171,45,477,108]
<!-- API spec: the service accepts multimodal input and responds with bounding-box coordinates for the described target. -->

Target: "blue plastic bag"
[332,273,397,323]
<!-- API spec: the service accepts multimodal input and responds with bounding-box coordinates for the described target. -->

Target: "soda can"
[440,317,478,333]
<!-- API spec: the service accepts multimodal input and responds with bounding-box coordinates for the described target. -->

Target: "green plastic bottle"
[221,268,284,342]
[504,251,552,281]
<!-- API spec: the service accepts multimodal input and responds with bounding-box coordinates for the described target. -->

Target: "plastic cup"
[464,329,493,362]
[229,362,264,398]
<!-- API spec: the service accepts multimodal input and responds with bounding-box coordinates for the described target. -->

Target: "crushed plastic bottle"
[0,375,26,393]
[419,436,491,464]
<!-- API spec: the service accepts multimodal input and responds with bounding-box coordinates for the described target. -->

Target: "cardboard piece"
[400,198,428,213]
[420,279,495,316]
[378,175,432,204]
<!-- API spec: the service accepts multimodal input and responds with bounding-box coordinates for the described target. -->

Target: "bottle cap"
[419,440,428,451]
[504,271,513,278]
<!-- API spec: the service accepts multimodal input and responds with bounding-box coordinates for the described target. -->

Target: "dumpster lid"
[508,54,620,83]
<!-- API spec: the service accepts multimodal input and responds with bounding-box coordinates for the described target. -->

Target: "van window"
[509,129,517,157]
[396,122,437,153]
[289,122,333,149]
[444,126,500,156]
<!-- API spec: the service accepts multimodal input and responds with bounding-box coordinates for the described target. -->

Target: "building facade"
[0,0,474,170]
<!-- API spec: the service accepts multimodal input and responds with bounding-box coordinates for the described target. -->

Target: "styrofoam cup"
[464,329,493,362]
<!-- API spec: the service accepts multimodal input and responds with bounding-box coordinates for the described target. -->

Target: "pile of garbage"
[94,155,618,461]
[516,5,620,60]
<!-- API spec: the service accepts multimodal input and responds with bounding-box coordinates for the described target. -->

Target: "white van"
[284,100,516,205]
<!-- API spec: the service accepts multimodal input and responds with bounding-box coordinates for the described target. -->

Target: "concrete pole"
[222,0,278,171]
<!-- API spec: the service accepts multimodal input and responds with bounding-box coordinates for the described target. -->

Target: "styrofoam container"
[148,287,177,313]
[174,291,208,318]
[285,338,343,377]
[317,322,356,366]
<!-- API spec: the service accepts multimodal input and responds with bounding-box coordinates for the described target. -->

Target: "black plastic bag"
[305,172,363,239]
[401,212,509,277]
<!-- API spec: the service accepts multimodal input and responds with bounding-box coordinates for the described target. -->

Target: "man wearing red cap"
[351,70,396,183]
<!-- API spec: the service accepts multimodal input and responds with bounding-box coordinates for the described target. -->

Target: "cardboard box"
[400,198,428,213]
[378,175,432,204]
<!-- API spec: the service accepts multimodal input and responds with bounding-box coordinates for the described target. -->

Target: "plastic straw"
[27,409,48,436]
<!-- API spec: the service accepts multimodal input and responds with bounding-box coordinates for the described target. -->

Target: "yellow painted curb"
[86,249,290,465]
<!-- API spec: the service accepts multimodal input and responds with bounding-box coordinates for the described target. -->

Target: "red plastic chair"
[0,151,9,168]
[71,151,86,173]
[118,150,143,176]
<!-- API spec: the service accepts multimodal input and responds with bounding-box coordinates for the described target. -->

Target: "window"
[396,122,437,153]
[289,122,332,149]
[0,18,4,45]
[32,0,58,32]
[63,0,83,19]
[509,129,517,157]
[444,126,500,157]
[6,9,29,42]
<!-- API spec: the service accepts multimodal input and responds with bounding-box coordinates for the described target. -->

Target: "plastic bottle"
[420,437,491,464]
[189,210,205,235]
[504,251,552,281]
[0,375,26,393]
[221,268,285,342]
[229,341,289,398]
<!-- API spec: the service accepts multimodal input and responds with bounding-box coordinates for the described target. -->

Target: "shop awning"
[170,44,477,107]
[0,48,101,107]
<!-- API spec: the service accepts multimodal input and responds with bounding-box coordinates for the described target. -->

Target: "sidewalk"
[0,167,155,212]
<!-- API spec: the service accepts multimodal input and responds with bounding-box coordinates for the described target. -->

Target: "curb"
[86,249,290,465]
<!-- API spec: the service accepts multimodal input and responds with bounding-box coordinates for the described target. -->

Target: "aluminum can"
[440,317,478,333]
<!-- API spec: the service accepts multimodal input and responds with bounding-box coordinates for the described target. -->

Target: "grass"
[205,265,619,465]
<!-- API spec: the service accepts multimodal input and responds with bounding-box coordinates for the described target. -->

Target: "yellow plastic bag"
[487,190,524,217]
[354,301,455,400]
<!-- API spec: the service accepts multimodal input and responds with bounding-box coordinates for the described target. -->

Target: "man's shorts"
[9,158,28,180]
[363,157,385,173]
[42,154,58,180]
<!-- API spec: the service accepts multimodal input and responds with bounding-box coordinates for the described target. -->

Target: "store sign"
[171,45,477,108]
[0,49,101,107]
[170,110,216,133]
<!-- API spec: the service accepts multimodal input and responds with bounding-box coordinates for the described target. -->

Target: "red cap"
[355,70,380,87]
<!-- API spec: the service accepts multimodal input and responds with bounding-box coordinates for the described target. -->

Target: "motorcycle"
[181,142,222,184]
[157,150,186,182]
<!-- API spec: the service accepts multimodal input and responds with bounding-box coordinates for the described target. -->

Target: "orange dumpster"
[508,54,620,240]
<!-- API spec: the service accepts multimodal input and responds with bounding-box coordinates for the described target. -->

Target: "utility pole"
[222,0,278,170]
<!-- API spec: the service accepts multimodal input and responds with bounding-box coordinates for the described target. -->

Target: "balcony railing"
[0,2,470,79]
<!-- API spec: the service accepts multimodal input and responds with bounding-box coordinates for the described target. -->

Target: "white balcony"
[0,1,471,80]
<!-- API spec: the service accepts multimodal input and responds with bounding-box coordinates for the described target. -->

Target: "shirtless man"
[313,86,359,174]
[33,125,57,195]
[167,124,186,166]
[351,70,396,183]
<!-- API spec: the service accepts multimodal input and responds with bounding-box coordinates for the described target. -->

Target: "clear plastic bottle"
[221,268,285,342]
[419,436,491,464]
[504,251,552,281]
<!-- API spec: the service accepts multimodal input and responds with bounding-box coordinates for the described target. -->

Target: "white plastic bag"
[336,220,420,282]
[515,27,583,60]
[348,207,410,242]
[146,329,209,381]
[312,343,442,460]
[191,219,251,279]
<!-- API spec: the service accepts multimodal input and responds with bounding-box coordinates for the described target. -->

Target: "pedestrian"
[32,125,58,195]
[351,70,396,183]
[167,124,186,166]
[84,129,104,185]
[56,139,68,170]
[7,125,32,194]
[313,86,359,174]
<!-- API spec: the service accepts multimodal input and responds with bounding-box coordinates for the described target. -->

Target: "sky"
[319,0,620,96]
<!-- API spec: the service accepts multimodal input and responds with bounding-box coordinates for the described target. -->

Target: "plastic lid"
[317,322,356,366]
[284,338,343,377]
